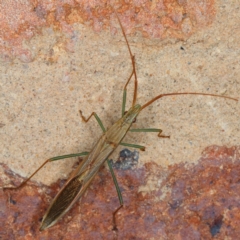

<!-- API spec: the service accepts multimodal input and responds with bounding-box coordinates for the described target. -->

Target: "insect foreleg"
[79,110,106,132]
[130,128,170,138]
[3,152,89,190]
[107,159,123,231]
[79,110,146,150]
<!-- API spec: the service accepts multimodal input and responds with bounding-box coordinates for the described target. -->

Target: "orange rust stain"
[1,145,240,239]
[0,0,216,61]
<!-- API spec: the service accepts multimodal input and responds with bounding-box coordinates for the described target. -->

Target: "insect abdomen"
[40,176,83,231]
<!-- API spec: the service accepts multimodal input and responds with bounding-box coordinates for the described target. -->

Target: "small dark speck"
[210,215,223,237]
[180,46,185,50]
[168,200,181,209]
[10,197,17,205]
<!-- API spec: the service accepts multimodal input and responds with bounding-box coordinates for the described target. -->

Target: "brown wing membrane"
[40,175,83,231]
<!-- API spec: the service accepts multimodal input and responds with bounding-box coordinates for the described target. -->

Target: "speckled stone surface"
[0,1,240,239]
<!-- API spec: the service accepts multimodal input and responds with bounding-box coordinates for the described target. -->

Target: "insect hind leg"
[107,159,123,231]
[3,152,89,191]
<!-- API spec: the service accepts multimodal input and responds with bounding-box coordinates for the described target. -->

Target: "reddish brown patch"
[0,0,216,61]
[1,145,239,239]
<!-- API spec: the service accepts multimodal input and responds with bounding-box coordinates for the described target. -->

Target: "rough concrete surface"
[0,1,240,239]
[1,146,240,239]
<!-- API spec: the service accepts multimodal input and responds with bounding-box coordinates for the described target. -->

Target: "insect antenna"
[141,92,238,111]
[114,9,138,113]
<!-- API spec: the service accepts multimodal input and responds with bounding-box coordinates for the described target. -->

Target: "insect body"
[40,104,141,230]
[3,10,238,231]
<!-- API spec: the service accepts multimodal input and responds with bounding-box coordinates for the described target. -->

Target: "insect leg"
[3,152,89,190]
[79,110,106,132]
[130,128,170,138]
[120,142,145,151]
[107,159,123,231]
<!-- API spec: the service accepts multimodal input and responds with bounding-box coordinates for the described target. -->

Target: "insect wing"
[40,136,115,230]
[40,174,83,231]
